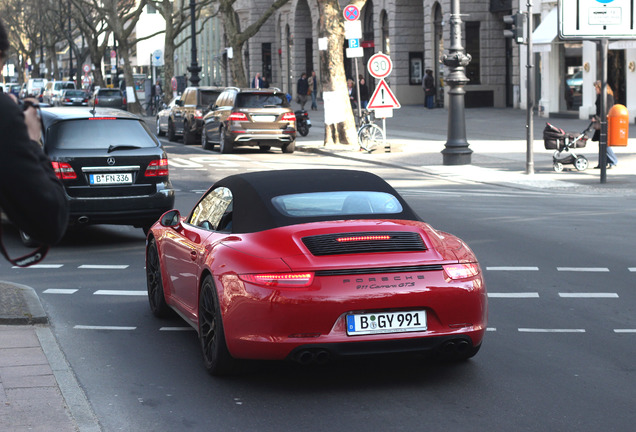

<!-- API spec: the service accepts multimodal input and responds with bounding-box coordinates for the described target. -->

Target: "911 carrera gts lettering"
[356,281,416,290]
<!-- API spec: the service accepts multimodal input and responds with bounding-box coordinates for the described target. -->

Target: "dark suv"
[201,88,296,153]
[40,107,175,232]
[168,86,223,144]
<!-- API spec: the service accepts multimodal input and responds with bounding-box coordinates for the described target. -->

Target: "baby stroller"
[543,121,594,172]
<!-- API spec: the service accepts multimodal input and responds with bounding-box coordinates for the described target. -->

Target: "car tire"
[201,128,214,151]
[168,120,176,142]
[146,238,171,318]
[156,118,164,136]
[282,140,295,154]
[199,275,236,376]
[219,128,233,154]
[183,122,195,145]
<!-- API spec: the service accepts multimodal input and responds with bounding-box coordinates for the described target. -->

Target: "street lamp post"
[188,0,201,87]
[441,0,472,165]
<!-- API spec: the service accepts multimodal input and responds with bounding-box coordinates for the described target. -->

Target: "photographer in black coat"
[0,19,68,255]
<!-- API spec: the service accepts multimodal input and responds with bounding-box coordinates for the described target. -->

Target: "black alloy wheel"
[219,128,232,154]
[146,238,171,318]
[201,127,213,150]
[198,275,235,375]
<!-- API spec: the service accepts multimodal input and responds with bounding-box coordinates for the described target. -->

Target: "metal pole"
[188,0,201,87]
[526,1,534,175]
[441,0,472,165]
[600,38,608,184]
[355,59,361,118]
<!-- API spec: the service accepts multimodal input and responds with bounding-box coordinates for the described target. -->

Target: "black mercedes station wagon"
[40,107,175,233]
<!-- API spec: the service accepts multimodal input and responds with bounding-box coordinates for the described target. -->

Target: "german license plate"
[346,310,427,336]
[254,115,276,122]
[89,173,133,185]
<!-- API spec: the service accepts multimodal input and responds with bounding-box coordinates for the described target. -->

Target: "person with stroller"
[592,80,618,169]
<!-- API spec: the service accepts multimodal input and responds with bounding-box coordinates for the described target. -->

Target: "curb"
[0,281,48,324]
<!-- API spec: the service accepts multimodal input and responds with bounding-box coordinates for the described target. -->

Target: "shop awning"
[532,8,557,52]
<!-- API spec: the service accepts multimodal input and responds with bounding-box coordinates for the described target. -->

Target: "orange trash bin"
[607,104,629,146]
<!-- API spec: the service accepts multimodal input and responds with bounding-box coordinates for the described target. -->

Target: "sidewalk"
[2,103,635,432]
[0,282,100,431]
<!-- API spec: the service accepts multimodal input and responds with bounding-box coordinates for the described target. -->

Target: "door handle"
[190,250,197,261]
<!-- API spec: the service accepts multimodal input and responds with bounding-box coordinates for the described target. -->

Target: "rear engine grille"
[302,231,426,256]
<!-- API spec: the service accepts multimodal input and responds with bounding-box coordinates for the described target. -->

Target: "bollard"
[608,104,629,146]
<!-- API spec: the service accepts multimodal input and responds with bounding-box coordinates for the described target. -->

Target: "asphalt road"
[2,141,635,431]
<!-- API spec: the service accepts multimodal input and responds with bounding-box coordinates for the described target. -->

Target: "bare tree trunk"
[318,0,357,146]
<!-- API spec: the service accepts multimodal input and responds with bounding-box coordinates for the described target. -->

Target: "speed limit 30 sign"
[367,52,393,79]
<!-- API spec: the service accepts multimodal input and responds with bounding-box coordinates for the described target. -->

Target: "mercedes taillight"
[144,159,169,177]
[51,161,77,180]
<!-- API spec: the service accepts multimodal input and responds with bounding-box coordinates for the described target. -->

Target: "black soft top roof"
[210,169,420,233]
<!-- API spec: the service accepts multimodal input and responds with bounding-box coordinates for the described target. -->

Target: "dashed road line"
[74,325,136,331]
[93,290,146,296]
[43,289,78,294]
[13,264,64,269]
[486,267,539,271]
[559,292,619,298]
[557,267,610,272]
[488,292,540,298]
[78,265,129,269]
[160,327,196,332]
[614,329,636,333]
[518,328,586,333]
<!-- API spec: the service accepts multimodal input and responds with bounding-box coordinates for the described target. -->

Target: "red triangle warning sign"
[367,79,401,109]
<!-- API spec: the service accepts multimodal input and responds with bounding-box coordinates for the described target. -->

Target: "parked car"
[43,80,76,105]
[6,83,22,97]
[201,87,296,153]
[59,89,89,106]
[167,86,223,144]
[39,107,175,233]
[155,97,180,136]
[145,169,487,375]
[91,87,127,110]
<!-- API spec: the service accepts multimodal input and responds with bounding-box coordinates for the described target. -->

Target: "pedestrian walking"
[592,80,618,169]
[423,69,436,109]
[347,79,356,109]
[251,72,264,89]
[296,72,309,110]
[0,19,69,265]
[357,76,369,109]
[308,70,318,110]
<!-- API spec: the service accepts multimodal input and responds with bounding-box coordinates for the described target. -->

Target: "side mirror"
[175,99,184,107]
[160,209,182,229]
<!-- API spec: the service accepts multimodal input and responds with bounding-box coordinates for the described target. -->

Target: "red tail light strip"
[239,272,314,289]
[336,235,391,243]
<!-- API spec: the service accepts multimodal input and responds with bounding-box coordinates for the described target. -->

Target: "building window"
[465,21,480,85]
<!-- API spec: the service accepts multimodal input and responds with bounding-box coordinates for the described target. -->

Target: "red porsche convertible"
[146,169,487,375]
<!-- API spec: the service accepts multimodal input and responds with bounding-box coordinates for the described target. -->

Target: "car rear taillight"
[443,263,480,280]
[145,159,169,177]
[51,161,77,180]
[228,112,249,122]
[281,112,296,122]
[239,272,315,289]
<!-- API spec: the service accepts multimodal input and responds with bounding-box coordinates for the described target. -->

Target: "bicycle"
[356,109,385,152]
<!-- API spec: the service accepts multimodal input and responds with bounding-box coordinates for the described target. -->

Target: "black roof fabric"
[212,169,420,233]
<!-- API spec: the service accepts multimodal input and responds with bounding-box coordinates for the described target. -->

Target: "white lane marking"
[518,328,586,333]
[488,292,540,298]
[629,268,636,272]
[557,267,610,272]
[614,329,636,333]
[13,264,63,269]
[94,290,147,296]
[559,293,619,298]
[74,325,136,331]
[168,158,203,168]
[43,289,78,294]
[78,265,129,269]
[487,327,497,332]
[160,327,196,332]
[486,267,539,271]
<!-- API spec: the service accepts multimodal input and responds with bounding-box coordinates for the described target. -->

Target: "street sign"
[152,49,164,67]
[344,20,362,39]
[83,64,90,74]
[367,52,393,79]
[558,0,636,39]
[348,39,360,49]
[367,79,401,109]
[343,4,360,21]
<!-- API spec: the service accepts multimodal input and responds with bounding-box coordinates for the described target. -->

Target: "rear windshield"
[64,90,86,97]
[271,191,403,217]
[98,89,121,96]
[46,119,157,150]
[200,91,220,107]
[235,93,289,108]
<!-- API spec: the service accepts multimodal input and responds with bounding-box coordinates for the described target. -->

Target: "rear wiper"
[107,144,142,153]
